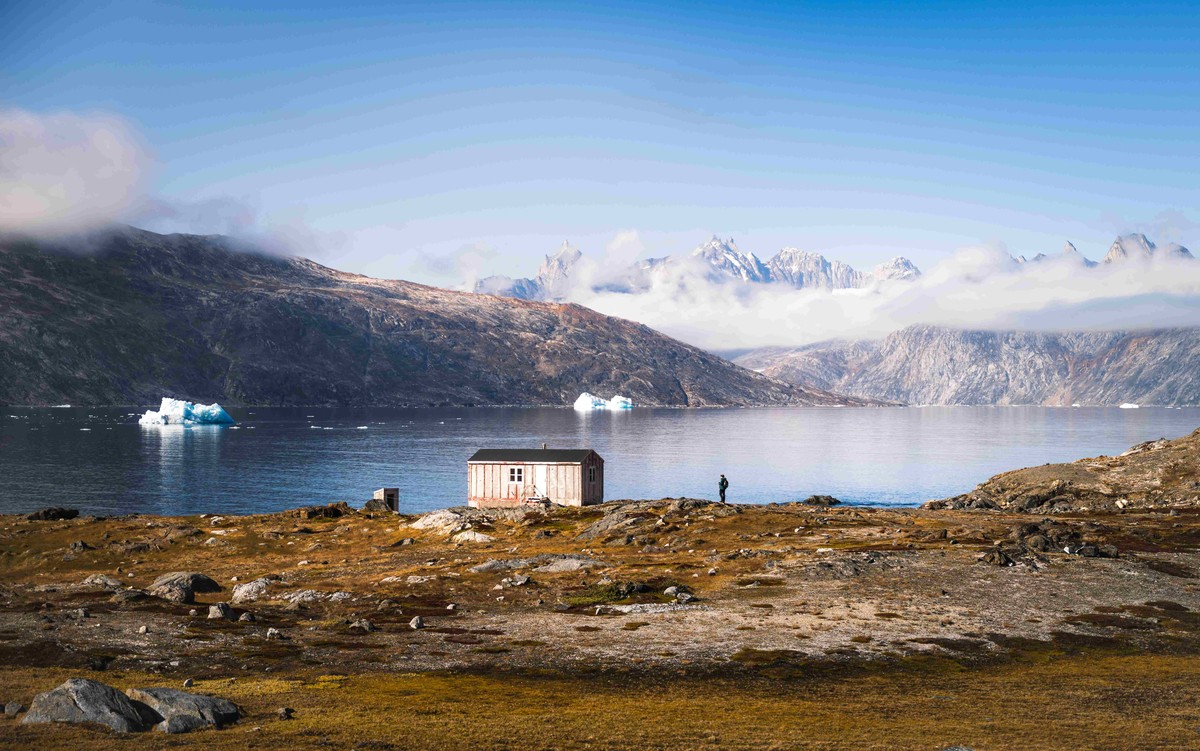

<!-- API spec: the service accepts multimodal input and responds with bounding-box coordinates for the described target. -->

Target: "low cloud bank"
[570,243,1200,350]
[0,109,149,234]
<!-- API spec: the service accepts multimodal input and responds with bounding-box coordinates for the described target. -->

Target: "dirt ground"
[3,498,1200,749]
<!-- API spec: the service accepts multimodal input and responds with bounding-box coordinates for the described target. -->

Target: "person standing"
[718,473,729,503]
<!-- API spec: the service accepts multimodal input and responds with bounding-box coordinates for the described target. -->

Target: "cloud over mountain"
[0,109,150,234]
[473,233,1200,350]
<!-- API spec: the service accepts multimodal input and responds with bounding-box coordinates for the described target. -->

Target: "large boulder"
[149,572,221,605]
[125,688,241,734]
[22,678,158,733]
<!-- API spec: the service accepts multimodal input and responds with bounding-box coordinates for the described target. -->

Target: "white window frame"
[508,467,524,484]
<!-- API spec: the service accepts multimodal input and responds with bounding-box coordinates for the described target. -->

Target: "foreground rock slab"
[22,678,157,733]
[126,687,241,733]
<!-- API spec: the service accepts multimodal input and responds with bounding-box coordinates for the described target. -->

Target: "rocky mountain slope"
[0,226,868,408]
[926,427,1200,513]
[736,324,1200,406]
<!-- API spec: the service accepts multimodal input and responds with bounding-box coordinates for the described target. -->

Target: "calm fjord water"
[2,406,1198,516]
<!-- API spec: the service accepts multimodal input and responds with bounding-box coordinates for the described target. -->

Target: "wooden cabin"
[467,447,604,508]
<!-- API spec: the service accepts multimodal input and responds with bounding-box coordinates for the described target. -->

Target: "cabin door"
[532,464,547,499]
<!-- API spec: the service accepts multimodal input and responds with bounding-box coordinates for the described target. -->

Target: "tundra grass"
[2,651,1200,750]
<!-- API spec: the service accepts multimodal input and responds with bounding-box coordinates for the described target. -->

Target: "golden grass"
[2,652,1200,750]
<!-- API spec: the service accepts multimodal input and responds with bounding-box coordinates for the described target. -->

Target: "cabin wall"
[468,461,603,508]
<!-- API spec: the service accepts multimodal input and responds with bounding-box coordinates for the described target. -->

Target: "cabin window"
[588,466,596,483]
[508,467,523,484]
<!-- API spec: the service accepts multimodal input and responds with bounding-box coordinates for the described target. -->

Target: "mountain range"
[475,232,1194,302]
[475,236,922,301]
[735,324,1200,406]
[0,226,870,408]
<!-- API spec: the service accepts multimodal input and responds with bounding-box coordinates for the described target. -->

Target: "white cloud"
[0,109,151,234]
[565,238,1200,350]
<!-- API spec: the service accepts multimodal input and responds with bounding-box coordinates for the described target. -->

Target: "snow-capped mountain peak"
[692,236,771,283]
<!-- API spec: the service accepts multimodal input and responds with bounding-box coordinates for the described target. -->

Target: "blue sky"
[3,0,1199,282]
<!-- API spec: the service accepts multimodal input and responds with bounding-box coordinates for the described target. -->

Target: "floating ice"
[573,392,634,410]
[607,395,633,410]
[1119,403,1140,409]
[138,397,235,426]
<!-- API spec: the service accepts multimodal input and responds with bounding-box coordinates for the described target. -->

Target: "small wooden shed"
[467,447,604,508]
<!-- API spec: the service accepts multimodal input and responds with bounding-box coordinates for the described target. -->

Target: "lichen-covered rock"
[22,678,158,732]
[231,577,273,604]
[149,572,221,604]
[125,687,241,734]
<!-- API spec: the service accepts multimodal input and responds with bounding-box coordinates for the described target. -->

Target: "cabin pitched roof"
[468,448,600,464]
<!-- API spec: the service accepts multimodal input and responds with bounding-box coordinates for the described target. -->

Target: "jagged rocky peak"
[766,247,860,289]
[1102,233,1193,263]
[872,256,921,282]
[692,235,770,283]
[535,240,582,297]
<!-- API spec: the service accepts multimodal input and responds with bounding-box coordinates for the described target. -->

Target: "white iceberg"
[607,395,633,410]
[574,392,608,410]
[1118,403,1140,409]
[573,392,633,410]
[139,397,235,426]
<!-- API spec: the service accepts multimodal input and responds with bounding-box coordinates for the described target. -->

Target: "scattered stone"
[409,616,425,629]
[69,608,89,619]
[979,549,1015,567]
[22,678,158,733]
[183,679,194,688]
[534,556,600,573]
[452,529,495,543]
[26,507,79,522]
[277,707,294,720]
[266,628,285,640]
[238,612,255,622]
[126,687,241,734]
[349,619,377,632]
[138,625,149,634]
[207,603,233,620]
[81,574,123,589]
[5,702,25,718]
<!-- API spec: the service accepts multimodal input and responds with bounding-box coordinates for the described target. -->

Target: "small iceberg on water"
[573,392,634,411]
[1119,403,1140,410]
[139,397,235,426]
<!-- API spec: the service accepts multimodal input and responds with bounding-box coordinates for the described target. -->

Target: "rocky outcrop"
[22,679,240,734]
[22,679,158,733]
[737,324,1200,406]
[125,687,241,733]
[0,226,865,408]
[925,428,1200,512]
[148,572,221,605]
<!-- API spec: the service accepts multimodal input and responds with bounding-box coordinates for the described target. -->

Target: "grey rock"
[81,574,123,589]
[22,678,158,732]
[349,619,377,632]
[182,679,194,688]
[238,612,255,622]
[266,627,284,640]
[409,616,425,629]
[207,603,233,620]
[126,687,241,734]
[150,572,221,605]
[5,702,25,717]
[277,707,294,720]
[231,577,272,604]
